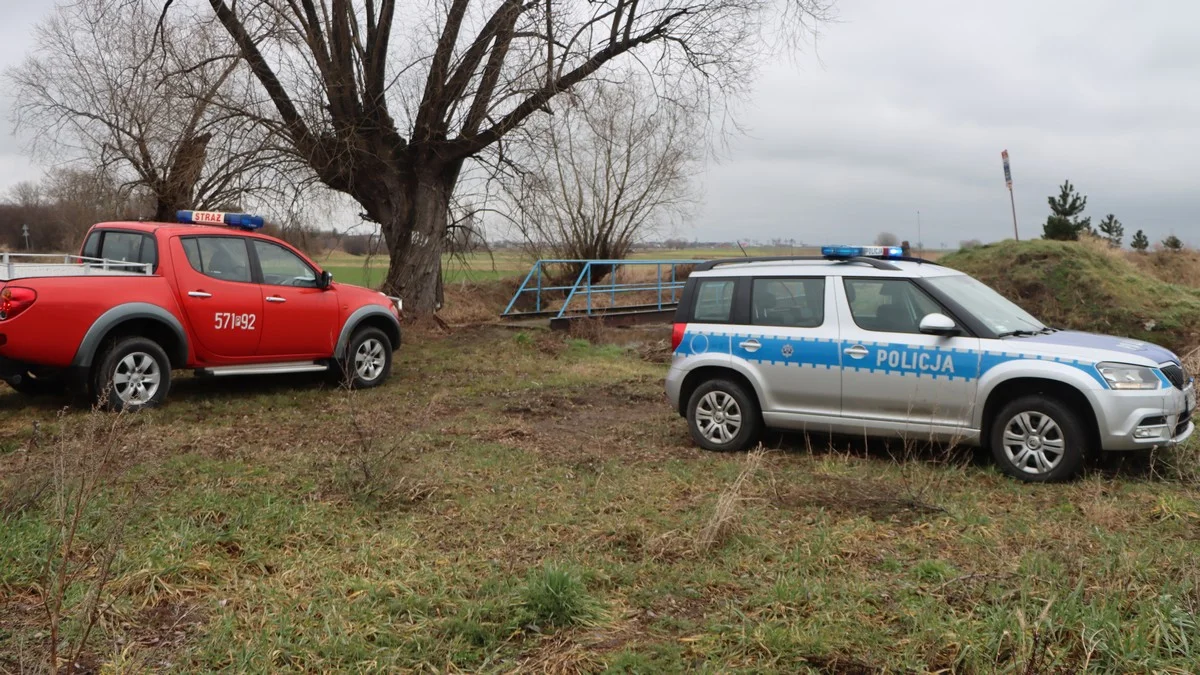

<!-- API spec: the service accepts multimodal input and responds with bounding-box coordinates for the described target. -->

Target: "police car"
[665,245,1195,482]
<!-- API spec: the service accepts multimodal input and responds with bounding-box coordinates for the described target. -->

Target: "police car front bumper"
[1096,381,1195,451]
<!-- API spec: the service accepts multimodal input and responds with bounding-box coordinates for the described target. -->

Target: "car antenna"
[736,240,749,257]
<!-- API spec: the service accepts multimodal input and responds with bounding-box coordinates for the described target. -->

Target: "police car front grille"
[1161,363,1186,389]
[1175,411,1191,438]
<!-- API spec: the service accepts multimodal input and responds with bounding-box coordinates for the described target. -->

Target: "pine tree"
[1097,214,1124,247]
[1163,235,1184,251]
[1131,230,1149,252]
[1043,180,1090,240]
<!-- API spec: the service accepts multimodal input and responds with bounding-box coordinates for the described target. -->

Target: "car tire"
[93,337,172,412]
[336,327,392,389]
[4,371,65,397]
[686,378,763,452]
[989,395,1087,482]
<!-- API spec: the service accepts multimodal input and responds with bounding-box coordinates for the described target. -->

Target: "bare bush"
[35,408,137,674]
[7,0,306,222]
[875,232,899,247]
[566,317,606,344]
[342,234,385,258]
[507,78,701,283]
[0,168,147,252]
[329,380,436,510]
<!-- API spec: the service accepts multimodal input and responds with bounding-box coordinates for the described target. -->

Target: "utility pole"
[1002,150,1019,240]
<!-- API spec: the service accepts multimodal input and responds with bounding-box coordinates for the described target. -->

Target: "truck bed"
[0,253,153,281]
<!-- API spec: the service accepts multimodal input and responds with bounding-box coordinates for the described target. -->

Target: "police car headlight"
[1097,363,1161,390]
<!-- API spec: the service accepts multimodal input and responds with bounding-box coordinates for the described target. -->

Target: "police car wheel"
[687,379,762,452]
[338,327,392,389]
[989,396,1086,482]
[93,337,171,412]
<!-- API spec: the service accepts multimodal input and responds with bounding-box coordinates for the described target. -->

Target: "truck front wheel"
[335,327,392,390]
[93,337,172,411]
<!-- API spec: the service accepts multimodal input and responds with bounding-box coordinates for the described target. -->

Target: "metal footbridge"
[501,259,704,328]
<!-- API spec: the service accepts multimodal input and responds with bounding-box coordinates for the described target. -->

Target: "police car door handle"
[739,339,761,352]
[188,291,212,298]
[266,296,287,303]
[844,345,869,359]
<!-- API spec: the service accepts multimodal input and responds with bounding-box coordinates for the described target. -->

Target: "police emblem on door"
[781,343,794,358]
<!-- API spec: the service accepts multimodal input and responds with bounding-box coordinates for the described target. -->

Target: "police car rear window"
[692,279,735,323]
[752,278,824,328]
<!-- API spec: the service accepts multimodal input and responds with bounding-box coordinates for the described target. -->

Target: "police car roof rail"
[695,255,905,272]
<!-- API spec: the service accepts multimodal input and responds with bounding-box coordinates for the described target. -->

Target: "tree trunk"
[153,132,213,223]
[380,172,449,315]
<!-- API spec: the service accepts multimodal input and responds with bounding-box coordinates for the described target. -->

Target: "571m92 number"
[214,313,257,330]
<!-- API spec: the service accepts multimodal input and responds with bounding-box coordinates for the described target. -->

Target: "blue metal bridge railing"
[501,259,705,319]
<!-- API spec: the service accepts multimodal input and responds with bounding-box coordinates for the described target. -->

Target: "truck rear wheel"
[93,337,171,411]
[335,327,392,390]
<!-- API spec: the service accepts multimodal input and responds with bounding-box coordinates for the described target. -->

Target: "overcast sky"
[1,0,1197,247]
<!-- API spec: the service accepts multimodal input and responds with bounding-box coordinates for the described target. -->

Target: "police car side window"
[693,279,736,323]
[845,278,943,334]
[752,278,824,328]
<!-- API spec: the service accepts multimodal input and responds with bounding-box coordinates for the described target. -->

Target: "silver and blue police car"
[665,245,1195,482]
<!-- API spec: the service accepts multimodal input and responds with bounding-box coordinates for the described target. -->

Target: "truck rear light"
[671,323,686,351]
[0,287,36,320]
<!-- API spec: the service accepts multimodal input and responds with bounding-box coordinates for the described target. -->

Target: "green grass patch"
[520,563,602,628]
[2,326,1200,672]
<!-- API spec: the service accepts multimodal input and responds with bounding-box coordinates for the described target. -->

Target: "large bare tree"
[174,0,834,314]
[507,77,700,282]
[6,0,299,222]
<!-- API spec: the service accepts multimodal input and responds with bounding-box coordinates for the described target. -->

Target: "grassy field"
[2,323,1200,673]
[312,246,925,289]
[314,250,530,288]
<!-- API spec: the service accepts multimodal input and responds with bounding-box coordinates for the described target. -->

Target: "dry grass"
[1127,247,1200,288]
[695,448,767,553]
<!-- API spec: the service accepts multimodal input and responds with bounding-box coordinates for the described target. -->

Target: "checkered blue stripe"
[676,330,1109,387]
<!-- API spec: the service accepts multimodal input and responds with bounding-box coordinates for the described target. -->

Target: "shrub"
[520,563,600,628]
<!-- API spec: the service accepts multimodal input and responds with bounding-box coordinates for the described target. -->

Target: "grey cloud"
[690,0,1200,245]
[0,0,1196,246]
[0,0,52,192]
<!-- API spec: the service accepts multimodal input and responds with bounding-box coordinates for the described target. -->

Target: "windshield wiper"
[997,328,1052,338]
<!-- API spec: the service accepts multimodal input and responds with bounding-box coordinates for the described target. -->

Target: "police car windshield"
[925,275,1046,335]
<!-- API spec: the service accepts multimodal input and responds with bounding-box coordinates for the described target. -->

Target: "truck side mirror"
[320,270,333,289]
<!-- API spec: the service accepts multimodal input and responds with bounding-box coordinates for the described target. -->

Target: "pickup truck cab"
[0,210,402,410]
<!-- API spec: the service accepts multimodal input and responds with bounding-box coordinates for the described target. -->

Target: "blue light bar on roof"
[176,210,265,230]
[821,245,904,259]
